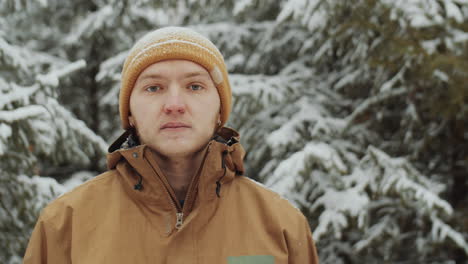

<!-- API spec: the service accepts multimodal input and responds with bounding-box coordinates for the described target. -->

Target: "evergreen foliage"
[0,2,106,262]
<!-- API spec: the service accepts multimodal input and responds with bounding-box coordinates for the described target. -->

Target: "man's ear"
[129,114,135,127]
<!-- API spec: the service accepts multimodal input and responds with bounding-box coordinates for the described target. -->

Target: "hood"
[106,126,245,177]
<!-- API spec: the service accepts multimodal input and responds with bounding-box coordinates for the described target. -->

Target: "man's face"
[128,59,221,158]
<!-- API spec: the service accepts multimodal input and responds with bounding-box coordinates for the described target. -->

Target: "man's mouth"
[160,122,191,130]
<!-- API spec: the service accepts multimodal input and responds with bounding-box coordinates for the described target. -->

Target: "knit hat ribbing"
[119,27,232,130]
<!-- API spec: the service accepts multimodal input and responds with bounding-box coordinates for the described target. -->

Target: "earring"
[217,120,221,126]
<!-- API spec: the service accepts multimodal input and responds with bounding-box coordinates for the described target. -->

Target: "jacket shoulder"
[232,176,307,223]
[231,176,318,262]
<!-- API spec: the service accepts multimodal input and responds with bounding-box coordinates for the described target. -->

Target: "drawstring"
[216,150,228,198]
[215,181,222,197]
[134,172,143,191]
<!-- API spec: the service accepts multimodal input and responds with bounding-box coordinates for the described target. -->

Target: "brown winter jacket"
[23,127,319,264]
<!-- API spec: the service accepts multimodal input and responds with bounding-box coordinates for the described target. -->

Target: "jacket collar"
[105,127,245,213]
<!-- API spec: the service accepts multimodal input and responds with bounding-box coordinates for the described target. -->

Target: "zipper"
[181,141,212,218]
[144,156,182,230]
[175,212,184,230]
[144,142,212,231]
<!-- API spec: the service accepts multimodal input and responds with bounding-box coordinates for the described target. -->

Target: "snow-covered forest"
[1,0,467,263]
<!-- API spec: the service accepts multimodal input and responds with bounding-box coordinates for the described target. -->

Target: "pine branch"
[343,87,408,130]
[36,60,87,87]
[0,105,47,123]
[0,84,39,109]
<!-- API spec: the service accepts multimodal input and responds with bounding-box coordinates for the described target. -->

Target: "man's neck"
[153,147,208,201]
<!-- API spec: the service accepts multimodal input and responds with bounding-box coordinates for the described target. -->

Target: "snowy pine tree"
[244,0,468,262]
[0,1,107,262]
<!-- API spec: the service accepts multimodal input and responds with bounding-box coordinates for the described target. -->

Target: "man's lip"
[160,122,191,129]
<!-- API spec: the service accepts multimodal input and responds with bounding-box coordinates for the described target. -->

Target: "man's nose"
[163,87,186,114]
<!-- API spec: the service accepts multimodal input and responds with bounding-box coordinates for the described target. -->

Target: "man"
[24,27,319,263]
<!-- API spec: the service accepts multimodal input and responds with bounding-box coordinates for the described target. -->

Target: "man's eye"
[189,84,203,91]
[146,86,161,92]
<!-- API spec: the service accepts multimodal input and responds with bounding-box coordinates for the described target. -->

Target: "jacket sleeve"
[285,213,319,264]
[23,205,72,264]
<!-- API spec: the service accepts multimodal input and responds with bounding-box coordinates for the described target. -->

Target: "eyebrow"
[182,71,211,79]
[138,71,211,82]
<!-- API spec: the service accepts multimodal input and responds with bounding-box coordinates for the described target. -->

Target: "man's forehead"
[137,60,212,81]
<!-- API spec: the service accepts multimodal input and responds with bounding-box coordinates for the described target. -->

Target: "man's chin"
[152,139,211,157]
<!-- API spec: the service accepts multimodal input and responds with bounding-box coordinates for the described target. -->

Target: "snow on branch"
[266,96,345,149]
[97,52,127,106]
[385,0,467,27]
[96,50,127,82]
[233,0,254,15]
[17,175,65,211]
[344,87,408,129]
[431,214,468,255]
[266,98,322,148]
[37,60,86,87]
[341,64,411,129]
[63,5,114,45]
[367,146,453,215]
[383,0,444,27]
[192,21,273,45]
[312,187,370,241]
[128,5,172,27]
[266,141,348,198]
[353,216,392,252]
[0,37,29,72]
[34,0,48,7]
[379,63,408,93]
[0,105,47,123]
[0,83,39,109]
[230,73,292,105]
[47,98,107,154]
[0,37,68,74]
[276,0,326,31]
[305,144,457,248]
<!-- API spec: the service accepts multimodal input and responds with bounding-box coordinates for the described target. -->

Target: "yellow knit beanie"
[119,26,232,130]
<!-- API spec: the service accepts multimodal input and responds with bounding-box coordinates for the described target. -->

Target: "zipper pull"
[175,212,184,230]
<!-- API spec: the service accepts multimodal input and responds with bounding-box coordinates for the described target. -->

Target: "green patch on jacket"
[227,255,274,264]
